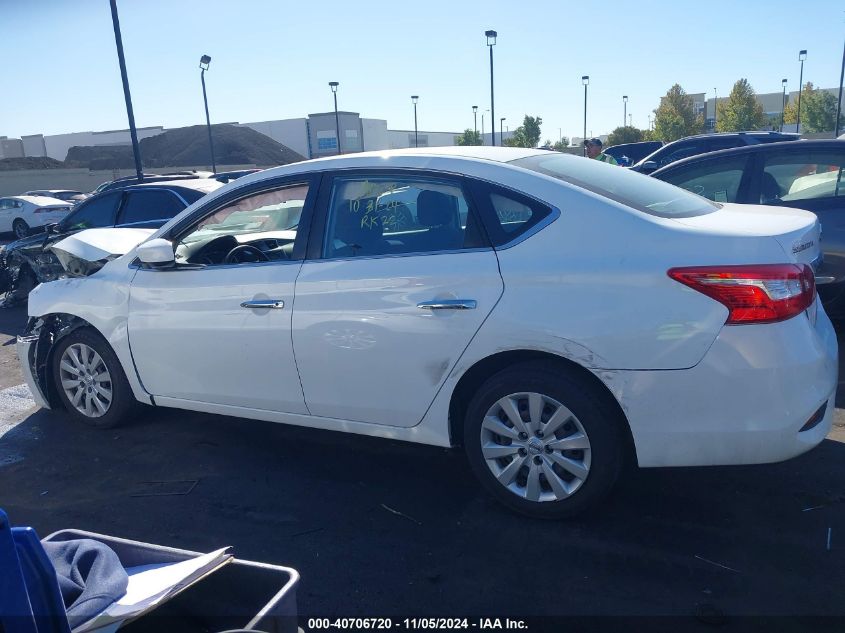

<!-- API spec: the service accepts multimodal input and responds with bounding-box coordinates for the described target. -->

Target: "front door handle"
[417,299,477,310]
[241,299,285,309]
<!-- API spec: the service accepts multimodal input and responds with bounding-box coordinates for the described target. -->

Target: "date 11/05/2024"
[306,618,529,630]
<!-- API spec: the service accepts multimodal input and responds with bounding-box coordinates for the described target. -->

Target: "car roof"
[5,195,70,205]
[121,178,224,194]
[651,138,845,176]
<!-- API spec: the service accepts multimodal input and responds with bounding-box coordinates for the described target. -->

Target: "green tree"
[652,84,703,142]
[606,126,644,146]
[454,129,482,146]
[784,83,844,133]
[715,79,766,132]
[504,115,543,147]
[552,138,569,151]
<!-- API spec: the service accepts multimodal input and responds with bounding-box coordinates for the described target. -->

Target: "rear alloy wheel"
[12,219,29,240]
[464,362,625,518]
[51,328,138,428]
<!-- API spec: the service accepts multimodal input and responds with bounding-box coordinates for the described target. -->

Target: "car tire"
[12,219,29,240]
[463,361,626,519]
[51,328,138,429]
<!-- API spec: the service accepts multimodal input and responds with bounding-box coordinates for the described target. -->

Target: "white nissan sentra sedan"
[17,147,837,518]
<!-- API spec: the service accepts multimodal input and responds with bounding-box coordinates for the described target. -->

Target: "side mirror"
[136,238,175,267]
[639,160,659,174]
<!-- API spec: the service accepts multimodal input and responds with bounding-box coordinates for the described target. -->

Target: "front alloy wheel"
[59,343,113,418]
[51,328,138,428]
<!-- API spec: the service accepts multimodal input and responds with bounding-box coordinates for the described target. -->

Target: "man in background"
[584,138,618,165]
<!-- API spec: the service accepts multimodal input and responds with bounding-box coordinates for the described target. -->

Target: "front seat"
[332,197,391,257]
[760,172,783,203]
[416,190,463,250]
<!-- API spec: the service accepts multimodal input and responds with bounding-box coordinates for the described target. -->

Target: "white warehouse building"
[0,112,501,162]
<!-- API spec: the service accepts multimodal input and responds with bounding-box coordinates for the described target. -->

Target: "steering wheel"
[223,244,270,264]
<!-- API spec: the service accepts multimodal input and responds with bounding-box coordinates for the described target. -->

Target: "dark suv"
[631,131,800,174]
[0,179,221,304]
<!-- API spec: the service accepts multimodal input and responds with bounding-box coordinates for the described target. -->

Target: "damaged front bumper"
[16,330,51,409]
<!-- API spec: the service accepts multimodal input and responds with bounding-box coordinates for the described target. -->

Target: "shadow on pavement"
[1,403,844,624]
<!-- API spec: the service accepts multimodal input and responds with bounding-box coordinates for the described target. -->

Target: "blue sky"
[2,0,844,144]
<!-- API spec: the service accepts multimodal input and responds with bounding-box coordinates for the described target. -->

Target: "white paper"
[73,547,232,633]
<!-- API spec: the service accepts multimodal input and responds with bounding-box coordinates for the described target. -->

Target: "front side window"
[657,155,749,203]
[322,177,481,259]
[511,154,717,218]
[120,190,185,225]
[761,151,845,204]
[61,192,122,231]
[175,183,309,266]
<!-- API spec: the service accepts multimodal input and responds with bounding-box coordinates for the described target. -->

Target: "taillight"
[33,208,46,214]
[34,207,69,214]
[667,264,816,324]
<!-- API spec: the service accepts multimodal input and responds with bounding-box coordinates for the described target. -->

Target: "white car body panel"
[292,251,503,426]
[128,261,308,413]
[18,147,839,469]
[51,228,156,263]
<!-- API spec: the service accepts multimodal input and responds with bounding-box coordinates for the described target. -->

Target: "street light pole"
[485,30,497,146]
[329,82,341,155]
[411,96,419,147]
[781,79,788,132]
[836,39,844,138]
[797,50,807,133]
[108,0,143,182]
[199,55,216,175]
[629,113,632,127]
[713,87,718,131]
[582,76,589,156]
[623,95,628,128]
[472,105,478,137]
[500,117,505,142]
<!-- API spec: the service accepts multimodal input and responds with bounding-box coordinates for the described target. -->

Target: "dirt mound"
[0,156,65,171]
[65,124,305,169]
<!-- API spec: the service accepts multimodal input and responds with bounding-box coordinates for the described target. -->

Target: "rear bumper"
[615,300,838,468]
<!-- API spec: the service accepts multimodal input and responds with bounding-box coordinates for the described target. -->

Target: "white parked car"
[17,147,837,518]
[0,195,72,239]
[24,189,89,205]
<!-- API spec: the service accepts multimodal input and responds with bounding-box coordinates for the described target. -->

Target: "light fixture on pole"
[411,95,419,147]
[582,76,589,156]
[198,54,216,174]
[797,50,808,133]
[485,30,497,146]
[781,78,788,132]
[472,105,478,136]
[623,95,628,128]
[329,81,341,155]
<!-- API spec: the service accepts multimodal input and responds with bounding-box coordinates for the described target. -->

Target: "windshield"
[510,154,718,218]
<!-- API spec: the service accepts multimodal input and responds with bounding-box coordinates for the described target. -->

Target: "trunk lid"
[671,203,821,269]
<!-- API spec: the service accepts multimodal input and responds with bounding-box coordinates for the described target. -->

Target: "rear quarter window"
[510,154,718,218]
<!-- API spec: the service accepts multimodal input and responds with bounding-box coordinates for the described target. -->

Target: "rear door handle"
[417,300,477,310]
[241,299,285,309]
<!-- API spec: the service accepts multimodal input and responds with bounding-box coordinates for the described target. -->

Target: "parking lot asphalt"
[1,303,845,630]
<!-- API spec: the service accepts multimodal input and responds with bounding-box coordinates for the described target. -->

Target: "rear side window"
[119,190,185,225]
[761,151,845,204]
[61,192,122,231]
[510,154,717,218]
[656,155,749,203]
[468,182,553,247]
